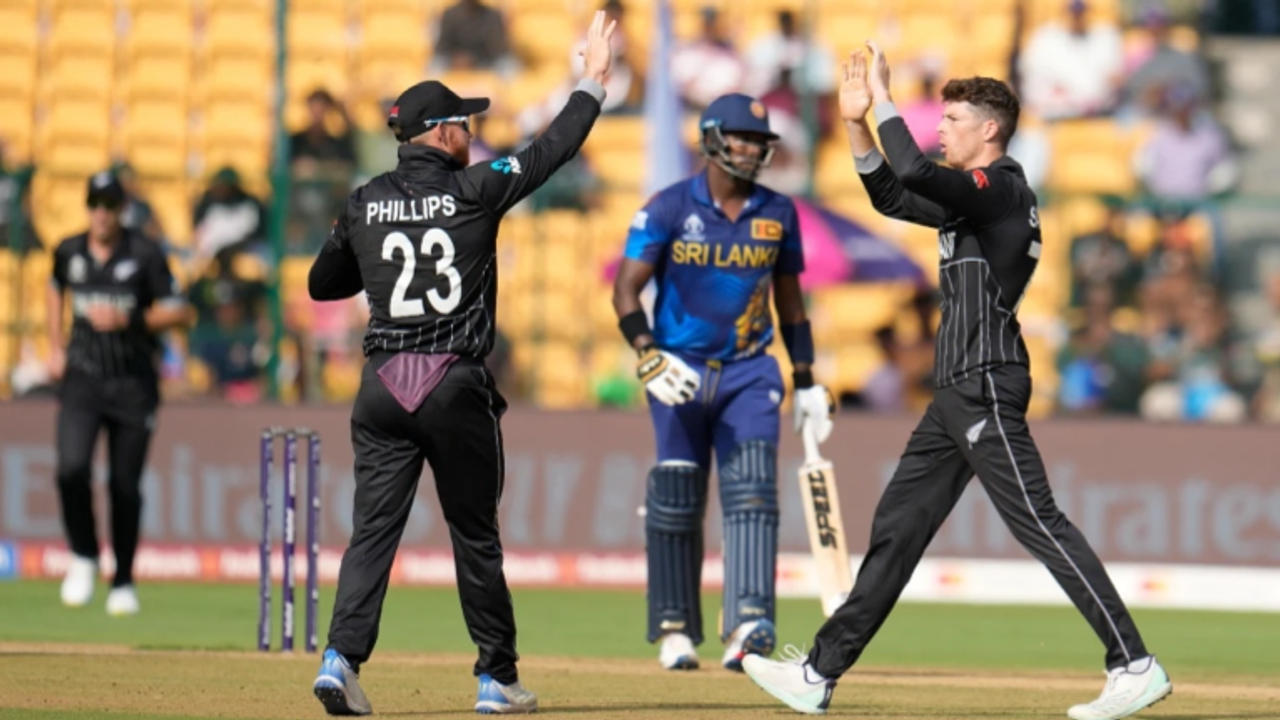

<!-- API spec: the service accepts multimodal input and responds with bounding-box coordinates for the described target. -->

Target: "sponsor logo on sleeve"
[630,210,649,230]
[490,156,523,175]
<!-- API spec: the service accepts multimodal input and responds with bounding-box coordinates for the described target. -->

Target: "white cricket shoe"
[722,618,776,671]
[60,555,97,607]
[105,585,140,616]
[1067,656,1172,720]
[475,673,538,714]
[742,646,836,715]
[658,632,699,670]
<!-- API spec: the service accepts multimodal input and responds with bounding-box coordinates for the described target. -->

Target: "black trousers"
[327,355,519,683]
[811,365,1147,677]
[55,371,158,587]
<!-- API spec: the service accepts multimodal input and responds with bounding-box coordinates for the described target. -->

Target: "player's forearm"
[530,80,606,175]
[612,286,652,351]
[843,118,879,159]
[874,105,937,187]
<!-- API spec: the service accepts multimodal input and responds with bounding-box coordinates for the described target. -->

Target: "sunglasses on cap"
[88,196,123,210]
[424,115,471,134]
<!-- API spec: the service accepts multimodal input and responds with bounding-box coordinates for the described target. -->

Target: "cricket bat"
[797,418,853,617]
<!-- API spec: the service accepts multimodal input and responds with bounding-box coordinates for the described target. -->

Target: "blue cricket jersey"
[623,172,804,362]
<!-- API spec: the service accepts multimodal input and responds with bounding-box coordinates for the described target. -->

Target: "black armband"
[780,320,814,365]
[618,310,652,350]
[792,369,814,389]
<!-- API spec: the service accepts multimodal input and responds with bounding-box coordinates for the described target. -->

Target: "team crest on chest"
[114,259,138,281]
[682,213,706,241]
[750,218,783,241]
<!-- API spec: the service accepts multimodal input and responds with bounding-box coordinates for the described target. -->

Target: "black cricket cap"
[86,169,126,207]
[387,81,490,141]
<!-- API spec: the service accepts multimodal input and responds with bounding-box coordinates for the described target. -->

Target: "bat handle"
[801,417,821,464]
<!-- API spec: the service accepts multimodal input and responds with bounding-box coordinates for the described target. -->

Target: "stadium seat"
[206,0,275,13]
[124,58,192,103]
[1046,119,1141,195]
[201,58,273,105]
[0,53,36,102]
[533,341,589,409]
[123,101,189,178]
[204,11,275,63]
[0,96,34,162]
[509,10,578,69]
[48,9,115,61]
[201,101,272,177]
[831,340,882,395]
[287,11,349,61]
[358,11,429,66]
[31,174,90,245]
[0,10,37,57]
[40,57,114,105]
[125,10,194,63]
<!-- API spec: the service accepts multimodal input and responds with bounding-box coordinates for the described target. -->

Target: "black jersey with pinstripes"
[306,88,603,359]
[858,116,1041,389]
[50,230,179,380]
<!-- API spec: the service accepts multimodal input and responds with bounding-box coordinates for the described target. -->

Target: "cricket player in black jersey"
[743,44,1172,720]
[48,170,191,616]
[307,11,616,716]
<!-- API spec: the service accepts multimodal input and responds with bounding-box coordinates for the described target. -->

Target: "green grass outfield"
[3,578,1278,681]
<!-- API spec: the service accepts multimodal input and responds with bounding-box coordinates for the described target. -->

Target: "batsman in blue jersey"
[612,93,834,672]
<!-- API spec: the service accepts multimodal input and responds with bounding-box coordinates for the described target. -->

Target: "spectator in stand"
[190,167,266,269]
[1139,284,1246,422]
[1135,81,1235,207]
[0,144,40,253]
[745,10,836,100]
[1019,0,1124,120]
[187,261,268,403]
[1068,197,1142,308]
[671,6,746,110]
[289,89,356,176]
[1056,283,1150,414]
[431,0,515,75]
[1123,4,1210,117]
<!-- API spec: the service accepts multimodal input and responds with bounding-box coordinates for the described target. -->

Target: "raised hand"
[579,9,618,85]
[866,40,892,104]
[839,50,873,122]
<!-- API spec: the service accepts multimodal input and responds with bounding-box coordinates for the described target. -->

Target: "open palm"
[839,51,872,121]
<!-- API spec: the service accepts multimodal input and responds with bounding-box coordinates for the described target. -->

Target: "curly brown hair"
[940,77,1020,147]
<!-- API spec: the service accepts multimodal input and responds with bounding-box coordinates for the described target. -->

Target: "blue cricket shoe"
[313,648,372,716]
[475,673,538,714]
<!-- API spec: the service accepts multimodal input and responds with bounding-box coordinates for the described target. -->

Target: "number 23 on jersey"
[381,228,462,317]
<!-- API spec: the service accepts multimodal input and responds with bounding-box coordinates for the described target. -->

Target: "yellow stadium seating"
[124,58,192,103]
[509,10,578,68]
[202,58,273,105]
[202,101,272,177]
[124,0,197,14]
[1046,119,1142,195]
[358,11,429,65]
[206,0,275,13]
[0,53,36,101]
[0,10,37,56]
[204,11,276,63]
[40,57,113,104]
[123,101,188,178]
[31,174,90,245]
[48,9,115,61]
[532,341,589,409]
[125,11,194,64]
[354,0,427,15]
[0,96,34,162]
[287,11,349,60]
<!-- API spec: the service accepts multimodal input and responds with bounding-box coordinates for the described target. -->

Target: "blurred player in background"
[612,93,833,672]
[742,44,1171,720]
[306,11,616,717]
[48,170,191,616]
